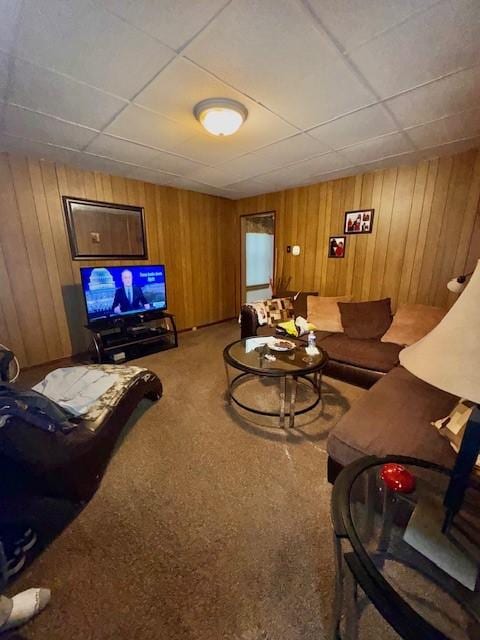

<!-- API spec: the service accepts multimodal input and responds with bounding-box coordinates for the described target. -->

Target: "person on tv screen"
[112,269,150,314]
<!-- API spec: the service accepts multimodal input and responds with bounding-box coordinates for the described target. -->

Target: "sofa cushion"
[327,366,458,468]
[307,295,351,332]
[318,333,402,373]
[338,298,392,339]
[381,303,446,346]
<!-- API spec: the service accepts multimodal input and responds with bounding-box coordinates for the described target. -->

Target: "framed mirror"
[63,196,147,260]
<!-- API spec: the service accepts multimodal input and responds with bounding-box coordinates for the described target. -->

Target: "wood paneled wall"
[235,148,480,314]
[2,147,479,367]
[0,152,237,367]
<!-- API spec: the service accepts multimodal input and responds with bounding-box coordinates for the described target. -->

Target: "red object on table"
[380,463,416,494]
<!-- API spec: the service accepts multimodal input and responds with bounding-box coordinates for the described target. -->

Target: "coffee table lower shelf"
[225,370,323,429]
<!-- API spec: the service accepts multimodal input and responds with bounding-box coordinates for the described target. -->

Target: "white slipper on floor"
[0,588,50,633]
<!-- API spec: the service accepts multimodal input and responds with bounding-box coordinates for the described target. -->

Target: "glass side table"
[330,455,480,640]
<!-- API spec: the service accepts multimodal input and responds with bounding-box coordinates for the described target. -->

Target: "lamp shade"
[400,260,480,403]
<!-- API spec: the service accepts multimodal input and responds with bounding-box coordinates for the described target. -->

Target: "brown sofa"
[240,297,458,482]
[326,366,458,482]
[240,303,402,388]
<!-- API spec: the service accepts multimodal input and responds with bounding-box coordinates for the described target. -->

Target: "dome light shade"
[194,98,248,136]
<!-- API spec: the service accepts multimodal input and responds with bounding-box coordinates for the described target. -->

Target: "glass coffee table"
[223,337,328,429]
[330,455,480,640]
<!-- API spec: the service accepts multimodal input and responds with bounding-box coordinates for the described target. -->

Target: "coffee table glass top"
[224,337,328,376]
[336,457,480,639]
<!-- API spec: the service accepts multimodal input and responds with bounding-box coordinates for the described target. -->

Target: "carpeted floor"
[5,321,396,640]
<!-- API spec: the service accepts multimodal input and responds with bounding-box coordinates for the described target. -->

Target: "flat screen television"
[80,264,167,326]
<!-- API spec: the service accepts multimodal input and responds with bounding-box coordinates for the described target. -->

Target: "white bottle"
[307,330,316,349]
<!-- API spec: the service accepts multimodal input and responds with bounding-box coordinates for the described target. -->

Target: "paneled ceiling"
[0,0,479,199]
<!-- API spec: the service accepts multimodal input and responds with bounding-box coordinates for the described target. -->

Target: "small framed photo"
[328,236,346,258]
[344,209,374,234]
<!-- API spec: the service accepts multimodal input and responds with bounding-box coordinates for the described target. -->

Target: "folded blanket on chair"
[33,367,120,416]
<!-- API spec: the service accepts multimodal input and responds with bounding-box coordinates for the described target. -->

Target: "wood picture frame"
[328,236,346,258]
[63,196,147,260]
[344,209,374,235]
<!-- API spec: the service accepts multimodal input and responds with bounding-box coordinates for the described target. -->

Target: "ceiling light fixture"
[193,98,248,136]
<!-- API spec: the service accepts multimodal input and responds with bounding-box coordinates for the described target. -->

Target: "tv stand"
[86,311,178,364]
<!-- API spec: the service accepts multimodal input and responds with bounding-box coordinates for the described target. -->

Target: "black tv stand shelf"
[86,311,177,364]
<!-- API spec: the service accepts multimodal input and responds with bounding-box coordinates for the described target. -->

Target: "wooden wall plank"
[369,167,397,300]
[0,245,27,364]
[381,164,416,306]
[416,156,454,305]
[360,171,384,300]
[8,155,62,361]
[397,161,429,306]
[0,155,47,363]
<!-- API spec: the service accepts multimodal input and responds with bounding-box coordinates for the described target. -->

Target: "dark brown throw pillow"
[275,290,318,318]
[338,298,393,340]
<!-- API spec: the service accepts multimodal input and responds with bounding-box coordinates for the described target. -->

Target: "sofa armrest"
[240,305,260,338]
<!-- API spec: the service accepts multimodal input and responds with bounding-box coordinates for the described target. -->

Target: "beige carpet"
[6,321,398,640]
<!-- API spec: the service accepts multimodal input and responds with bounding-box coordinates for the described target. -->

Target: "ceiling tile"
[413,136,480,161]
[350,0,480,98]
[257,152,352,188]
[309,104,398,149]
[8,58,127,129]
[0,52,9,100]
[307,0,438,53]
[85,134,204,176]
[127,166,178,185]
[186,166,233,188]
[309,166,360,184]
[3,104,98,149]
[0,0,22,52]
[105,104,193,151]
[340,132,414,164]
[77,153,139,176]
[98,0,229,51]
[0,133,84,165]
[224,178,274,198]
[386,65,480,128]
[183,0,375,128]
[15,0,174,99]
[152,174,213,192]
[202,153,262,184]
[206,133,332,183]
[406,109,480,149]
[136,57,244,124]
[355,151,420,174]
[85,134,162,165]
[188,183,235,200]
[242,134,331,170]
[145,150,205,175]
